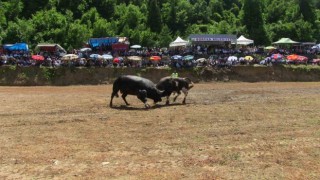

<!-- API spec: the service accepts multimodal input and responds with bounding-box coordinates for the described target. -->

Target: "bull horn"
[157,89,164,94]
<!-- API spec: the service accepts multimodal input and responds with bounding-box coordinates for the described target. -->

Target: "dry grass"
[0,82,319,179]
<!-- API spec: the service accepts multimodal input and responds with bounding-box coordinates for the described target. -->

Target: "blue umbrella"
[171,55,183,60]
[102,54,113,60]
[183,55,194,61]
[90,54,103,59]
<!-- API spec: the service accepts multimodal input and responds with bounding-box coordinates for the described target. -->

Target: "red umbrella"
[150,56,161,61]
[312,59,320,64]
[32,55,44,61]
[113,57,120,63]
[296,56,308,62]
[287,54,298,61]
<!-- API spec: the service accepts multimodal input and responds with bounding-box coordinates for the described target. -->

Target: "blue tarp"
[3,43,29,51]
[88,38,119,48]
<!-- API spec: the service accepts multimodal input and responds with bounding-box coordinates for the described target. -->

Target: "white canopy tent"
[311,44,320,49]
[169,36,189,47]
[235,35,254,45]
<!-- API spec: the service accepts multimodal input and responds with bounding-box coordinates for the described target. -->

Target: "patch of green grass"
[17,72,27,80]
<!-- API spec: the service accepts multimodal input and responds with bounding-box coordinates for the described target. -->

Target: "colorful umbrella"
[196,58,207,63]
[271,53,283,59]
[244,56,253,61]
[80,47,92,52]
[130,45,141,49]
[264,46,276,50]
[62,54,78,60]
[183,55,194,61]
[150,56,161,61]
[287,54,299,61]
[102,54,113,60]
[228,56,238,61]
[113,57,120,63]
[31,55,44,61]
[296,56,308,62]
[171,55,183,60]
[127,56,142,61]
[90,54,103,59]
[312,59,320,64]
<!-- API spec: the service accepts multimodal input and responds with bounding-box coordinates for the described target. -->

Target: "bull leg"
[166,92,173,105]
[173,91,181,102]
[121,93,130,105]
[181,87,188,104]
[137,90,150,108]
[144,101,150,108]
[110,95,114,107]
[109,91,119,107]
[166,96,170,105]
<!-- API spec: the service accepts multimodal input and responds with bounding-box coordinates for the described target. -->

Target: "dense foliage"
[0,0,319,50]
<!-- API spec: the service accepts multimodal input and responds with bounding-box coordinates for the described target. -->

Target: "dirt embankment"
[0,65,320,86]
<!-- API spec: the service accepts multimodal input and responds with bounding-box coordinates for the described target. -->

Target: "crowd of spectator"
[1,45,319,69]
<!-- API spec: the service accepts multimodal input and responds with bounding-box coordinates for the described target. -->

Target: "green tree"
[157,25,172,47]
[21,0,51,19]
[80,8,101,29]
[294,19,314,41]
[147,0,162,32]
[175,0,192,36]
[90,0,116,20]
[0,1,6,43]
[2,18,34,44]
[298,0,317,26]
[207,0,228,23]
[265,0,287,23]
[0,0,320,47]
[2,21,21,43]
[66,20,91,48]
[92,18,116,37]
[125,4,144,29]
[267,23,296,42]
[30,8,68,44]
[241,0,269,45]
[191,0,210,24]
[140,30,156,47]
[2,0,23,22]
[164,0,177,33]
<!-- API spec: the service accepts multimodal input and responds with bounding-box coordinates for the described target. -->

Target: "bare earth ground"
[0,82,319,180]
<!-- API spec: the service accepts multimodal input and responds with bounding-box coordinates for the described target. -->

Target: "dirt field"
[0,82,319,179]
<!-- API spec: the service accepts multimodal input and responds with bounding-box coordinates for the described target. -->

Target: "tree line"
[0,0,319,51]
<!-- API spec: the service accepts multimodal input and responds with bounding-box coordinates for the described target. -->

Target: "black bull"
[109,75,194,108]
[156,76,194,105]
[109,75,163,108]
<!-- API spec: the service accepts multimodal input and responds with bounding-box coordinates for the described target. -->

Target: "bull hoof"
[144,103,150,108]
[166,101,170,105]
